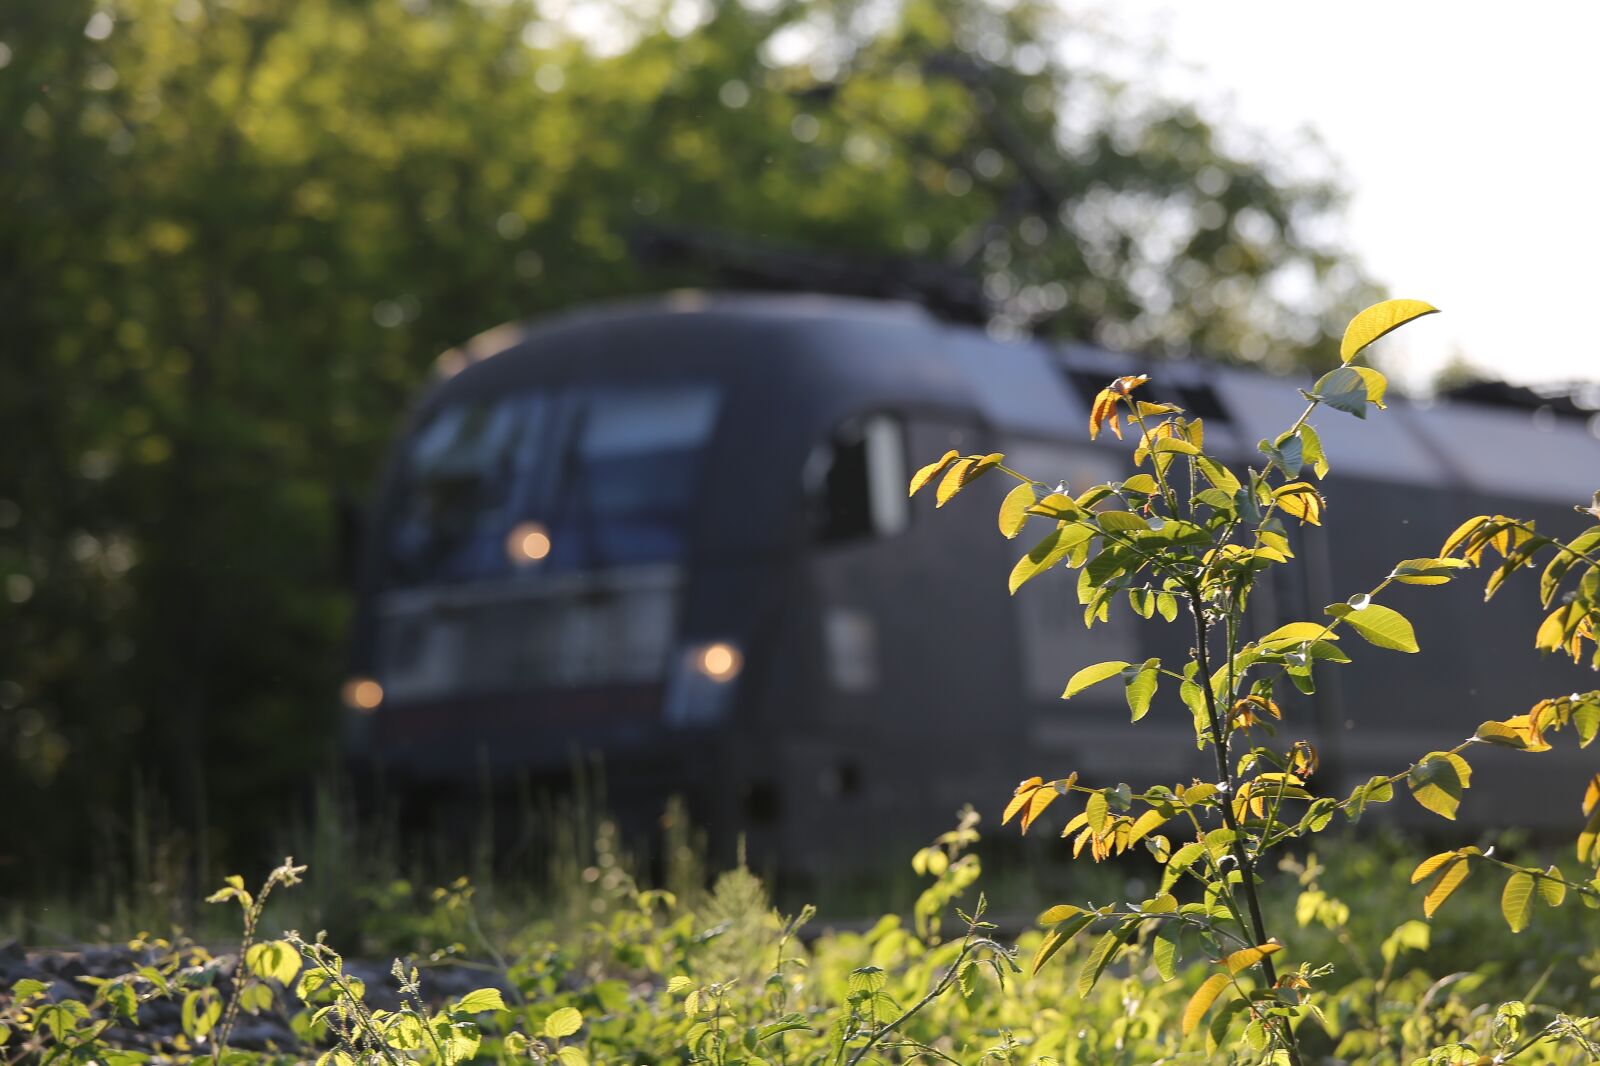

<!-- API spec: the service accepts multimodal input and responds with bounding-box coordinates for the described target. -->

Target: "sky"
[1094,1,1600,392]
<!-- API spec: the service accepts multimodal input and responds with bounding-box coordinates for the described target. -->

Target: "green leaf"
[1340,298,1440,361]
[1152,924,1180,982]
[1009,525,1093,594]
[1195,456,1240,494]
[1408,753,1472,820]
[245,941,301,986]
[457,988,507,1014]
[999,482,1036,539]
[1314,366,1370,419]
[1076,929,1122,997]
[1299,424,1328,478]
[1257,622,1333,648]
[1062,661,1131,700]
[1125,659,1160,722]
[1538,868,1567,907]
[1156,592,1178,622]
[543,1006,583,1038]
[846,967,886,998]
[1031,913,1096,976]
[1392,557,1471,585]
[1098,510,1150,533]
[1501,871,1535,933]
[1325,601,1419,653]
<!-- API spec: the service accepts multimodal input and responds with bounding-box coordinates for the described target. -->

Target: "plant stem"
[1189,590,1304,1066]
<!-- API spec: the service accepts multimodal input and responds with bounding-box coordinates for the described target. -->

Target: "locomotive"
[342,291,1600,865]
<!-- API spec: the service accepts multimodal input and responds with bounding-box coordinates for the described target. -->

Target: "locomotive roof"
[429,291,1600,506]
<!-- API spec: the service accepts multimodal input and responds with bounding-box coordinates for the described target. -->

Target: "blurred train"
[342,292,1600,865]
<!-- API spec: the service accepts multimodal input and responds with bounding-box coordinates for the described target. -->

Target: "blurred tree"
[0,0,1376,883]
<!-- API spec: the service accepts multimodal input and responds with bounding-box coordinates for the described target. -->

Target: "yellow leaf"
[1003,777,1043,826]
[1182,973,1231,1036]
[999,482,1036,539]
[1423,857,1470,917]
[909,450,958,497]
[1585,774,1600,816]
[935,458,975,507]
[1275,483,1324,526]
[1340,299,1440,362]
[1579,807,1600,865]
[1020,785,1059,834]
[1125,809,1168,847]
[1224,942,1282,975]
[1349,366,1389,409]
[1411,851,1458,884]
[1440,515,1493,560]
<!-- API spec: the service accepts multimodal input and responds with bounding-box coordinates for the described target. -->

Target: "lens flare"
[506,521,551,564]
[697,642,742,682]
[341,677,384,712]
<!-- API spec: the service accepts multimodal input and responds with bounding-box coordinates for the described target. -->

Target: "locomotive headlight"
[666,641,743,726]
[695,642,743,683]
[506,521,551,564]
[341,676,384,713]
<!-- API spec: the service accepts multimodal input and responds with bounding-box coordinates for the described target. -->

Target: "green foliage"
[913,298,1600,1062]
[9,822,1600,1065]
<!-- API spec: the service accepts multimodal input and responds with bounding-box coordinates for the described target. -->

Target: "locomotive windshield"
[385,382,721,585]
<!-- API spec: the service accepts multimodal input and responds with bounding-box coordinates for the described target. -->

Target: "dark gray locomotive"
[343,293,1600,864]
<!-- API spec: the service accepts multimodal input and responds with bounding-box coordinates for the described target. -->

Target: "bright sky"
[1097,1,1600,391]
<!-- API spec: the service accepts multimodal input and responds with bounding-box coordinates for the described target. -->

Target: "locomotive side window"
[808,413,908,543]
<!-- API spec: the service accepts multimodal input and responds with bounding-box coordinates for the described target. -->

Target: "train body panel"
[344,293,1599,863]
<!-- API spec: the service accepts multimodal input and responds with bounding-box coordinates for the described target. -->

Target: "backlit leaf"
[1500,872,1535,933]
[999,482,1036,539]
[1275,483,1324,526]
[1341,299,1439,362]
[1009,525,1093,594]
[1326,601,1419,653]
[1031,914,1096,976]
[543,1006,583,1038]
[1408,753,1471,820]
[1125,658,1160,722]
[1423,857,1470,917]
[1003,777,1044,826]
[1539,868,1567,907]
[1182,973,1230,1036]
[909,451,958,497]
[1349,365,1389,409]
[457,988,508,1014]
[1392,557,1471,585]
[1062,660,1131,700]
[935,458,976,507]
[1224,943,1281,975]
[1257,622,1333,648]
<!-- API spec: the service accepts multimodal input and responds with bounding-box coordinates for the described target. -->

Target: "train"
[341,291,1600,866]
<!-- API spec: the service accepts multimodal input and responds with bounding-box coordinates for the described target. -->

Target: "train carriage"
[343,292,1600,866]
